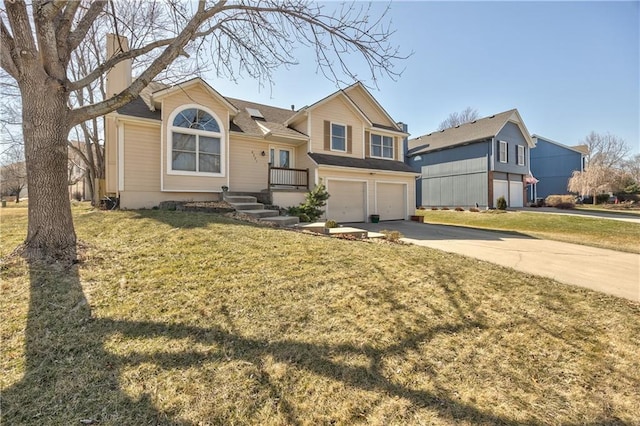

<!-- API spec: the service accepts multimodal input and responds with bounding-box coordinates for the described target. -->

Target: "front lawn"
[415,209,640,253]
[2,204,639,425]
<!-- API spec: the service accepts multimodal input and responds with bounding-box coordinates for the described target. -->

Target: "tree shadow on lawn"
[3,256,634,425]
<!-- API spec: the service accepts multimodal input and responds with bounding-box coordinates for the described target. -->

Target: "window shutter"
[364,131,370,157]
[324,121,331,151]
[347,125,352,154]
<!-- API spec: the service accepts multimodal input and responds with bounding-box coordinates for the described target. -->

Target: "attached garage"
[509,181,523,207]
[376,182,406,220]
[325,180,367,222]
[493,179,509,207]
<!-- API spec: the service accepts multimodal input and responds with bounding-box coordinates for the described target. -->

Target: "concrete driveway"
[347,221,640,302]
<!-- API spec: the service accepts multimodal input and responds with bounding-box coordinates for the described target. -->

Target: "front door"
[270,147,292,168]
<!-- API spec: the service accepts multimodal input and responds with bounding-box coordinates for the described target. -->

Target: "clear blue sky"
[204,1,639,153]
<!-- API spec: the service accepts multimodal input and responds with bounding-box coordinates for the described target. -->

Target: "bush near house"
[496,196,507,210]
[545,195,575,208]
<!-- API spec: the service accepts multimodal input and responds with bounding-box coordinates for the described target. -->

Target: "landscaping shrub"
[418,206,426,210]
[72,191,82,201]
[287,181,330,222]
[455,207,464,211]
[381,229,403,242]
[545,195,574,207]
[596,193,610,204]
[469,207,480,212]
[324,220,338,228]
[441,207,450,210]
[496,196,507,210]
[431,207,438,210]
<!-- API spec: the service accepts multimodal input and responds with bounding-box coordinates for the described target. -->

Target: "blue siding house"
[529,135,586,202]
[406,109,535,208]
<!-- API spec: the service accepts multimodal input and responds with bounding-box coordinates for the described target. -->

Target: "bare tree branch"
[0,19,19,79]
[438,107,479,130]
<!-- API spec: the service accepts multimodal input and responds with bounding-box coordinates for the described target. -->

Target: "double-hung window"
[517,145,525,166]
[331,123,346,151]
[498,140,508,163]
[170,107,222,174]
[371,134,394,159]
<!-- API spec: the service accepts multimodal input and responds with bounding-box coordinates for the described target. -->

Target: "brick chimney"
[106,34,132,97]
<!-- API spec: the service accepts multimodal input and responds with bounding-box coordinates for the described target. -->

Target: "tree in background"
[1,0,405,263]
[0,145,27,202]
[582,131,630,169]
[567,164,614,205]
[437,107,479,130]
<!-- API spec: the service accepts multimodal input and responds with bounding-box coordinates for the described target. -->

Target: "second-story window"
[498,140,508,163]
[371,134,393,159]
[331,123,346,151]
[517,145,525,165]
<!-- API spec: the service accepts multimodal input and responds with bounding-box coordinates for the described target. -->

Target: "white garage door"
[509,181,523,207]
[326,180,366,222]
[493,179,509,207]
[376,183,406,220]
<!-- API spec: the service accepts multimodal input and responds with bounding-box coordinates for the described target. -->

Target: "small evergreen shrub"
[287,181,330,222]
[596,193,610,204]
[496,196,507,210]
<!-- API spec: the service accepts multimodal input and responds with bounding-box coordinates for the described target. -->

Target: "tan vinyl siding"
[229,137,270,192]
[105,116,118,193]
[364,130,370,157]
[310,97,363,158]
[345,85,396,128]
[123,122,161,192]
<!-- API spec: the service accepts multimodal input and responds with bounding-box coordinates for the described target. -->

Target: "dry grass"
[415,209,640,253]
[2,203,639,425]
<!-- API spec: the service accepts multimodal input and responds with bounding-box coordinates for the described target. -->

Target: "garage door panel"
[376,183,406,221]
[493,179,508,207]
[327,180,366,222]
[509,181,523,207]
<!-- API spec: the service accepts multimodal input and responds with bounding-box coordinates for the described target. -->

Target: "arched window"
[169,107,223,174]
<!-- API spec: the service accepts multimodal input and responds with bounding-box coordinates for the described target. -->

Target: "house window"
[371,134,394,159]
[517,145,525,165]
[331,123,346,151]
[169,107,222,174]
[499,140,508,163]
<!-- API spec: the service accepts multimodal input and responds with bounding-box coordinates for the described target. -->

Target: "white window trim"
[369,133,394,159]
[166,104,225,177]
[330,122,347,152]
[499,140,508,163]
[517,145,525,166]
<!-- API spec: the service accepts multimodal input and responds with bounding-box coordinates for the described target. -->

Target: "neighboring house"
[104,37,416,221]
[528,135,586,201]
[406,109,535,208]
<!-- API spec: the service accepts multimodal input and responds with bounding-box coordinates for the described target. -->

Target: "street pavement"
[347,221,640,302]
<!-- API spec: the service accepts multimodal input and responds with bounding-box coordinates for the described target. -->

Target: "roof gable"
[343,82,400,131]
[151,77,239,114]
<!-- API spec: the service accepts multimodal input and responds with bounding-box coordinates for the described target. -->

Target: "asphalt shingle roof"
[308,152,416,173]
[408,109,518,154]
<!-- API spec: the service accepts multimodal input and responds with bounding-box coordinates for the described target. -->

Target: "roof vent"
[489,115,495,118]
[245,107,264,119]
[455,125,460,128]
[471,120,477,123]
[291,104,295,111]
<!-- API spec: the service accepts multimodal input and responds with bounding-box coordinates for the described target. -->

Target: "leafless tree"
[0,144,26,202]
[582,131,631,169]
[437,107,479,130]
[1,0,406,262]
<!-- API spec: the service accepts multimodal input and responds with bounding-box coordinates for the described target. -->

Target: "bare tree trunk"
[21,78,76,262]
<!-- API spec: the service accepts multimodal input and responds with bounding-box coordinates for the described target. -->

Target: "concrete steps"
[224,193,299,226]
